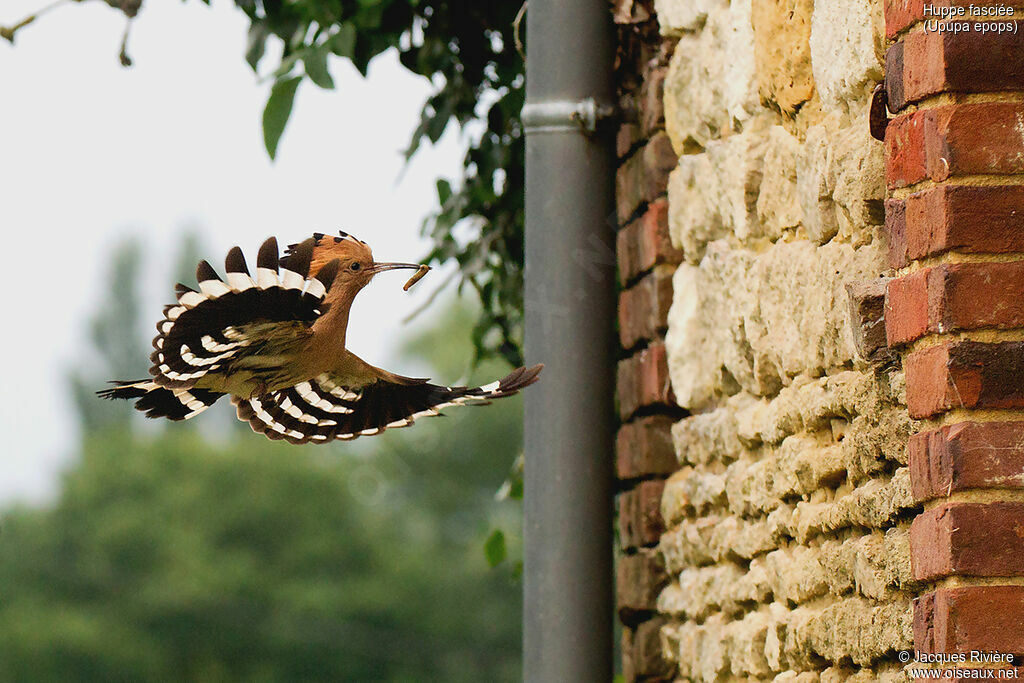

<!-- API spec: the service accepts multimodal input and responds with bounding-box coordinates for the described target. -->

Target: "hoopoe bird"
[98,231,542,444]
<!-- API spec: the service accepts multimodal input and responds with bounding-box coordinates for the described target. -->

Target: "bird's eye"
[350,262,361,271]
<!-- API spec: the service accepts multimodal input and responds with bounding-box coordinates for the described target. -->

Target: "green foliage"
[238,0,527,365]
[484,529,506,567]
[261,75,302,159]
[0,427,522,681]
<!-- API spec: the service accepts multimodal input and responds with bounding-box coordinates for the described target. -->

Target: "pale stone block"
[809,0,884,107]
[655,0,725,34]
[668,116,772,262]
[764,603,790,672]
[697,613,730,681]
[729,610,774,676]
[666,238,886,410]
[667,153,725,260]
[743,239,884,384]
[665,249,757,410]
[765,545,829,605]
[788,468,913,541]
[796,104,885,245]
[671,370,910,480]
[752,0,814,113]
[661,467,728,525]
[831,118,885,244]
[797,120,840,244]
[670,399,750,466]
[664,0,760,151]
[757,125,803,239]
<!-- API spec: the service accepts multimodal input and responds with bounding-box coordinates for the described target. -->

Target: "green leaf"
[304,45,334,89]
[329,23,357,59]
[244,22,268,72]
[262,76,301,160]
[484,529,506,567]
[436,179,452,205]
[507,477,523,500]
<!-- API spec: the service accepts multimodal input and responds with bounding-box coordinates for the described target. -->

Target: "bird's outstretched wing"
[150,237,339,388]
[232,363,544,445]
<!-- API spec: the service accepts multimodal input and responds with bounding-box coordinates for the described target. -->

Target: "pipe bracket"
[522,97,617,135]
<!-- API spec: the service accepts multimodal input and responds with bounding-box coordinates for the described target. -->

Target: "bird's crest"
[286,231,373,277]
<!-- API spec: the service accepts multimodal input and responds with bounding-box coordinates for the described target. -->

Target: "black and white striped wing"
[97,380,224,420]
[232,365,544,445]
[150,237,339,388]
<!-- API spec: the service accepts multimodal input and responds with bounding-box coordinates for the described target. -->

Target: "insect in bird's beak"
[368,262,431,291]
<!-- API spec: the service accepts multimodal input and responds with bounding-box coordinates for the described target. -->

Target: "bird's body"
[99,231,542,444]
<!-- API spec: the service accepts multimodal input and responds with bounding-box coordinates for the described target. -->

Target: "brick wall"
[654,0,920,667]
[882,0,1024,679]
[609,0,963,676]
[613,2,681,680]
[614,0,1024,678]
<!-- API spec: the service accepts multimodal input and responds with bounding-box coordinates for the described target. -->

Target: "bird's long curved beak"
[368,261,423,274]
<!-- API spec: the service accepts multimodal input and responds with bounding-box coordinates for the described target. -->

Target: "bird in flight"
[98,231,542,444]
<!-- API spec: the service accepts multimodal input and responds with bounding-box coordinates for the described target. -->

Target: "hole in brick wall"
[830,418,849,442]
[818,468,847,491]
[866,198,885,225]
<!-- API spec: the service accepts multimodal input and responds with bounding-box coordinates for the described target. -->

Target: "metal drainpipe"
[521,0,616,679]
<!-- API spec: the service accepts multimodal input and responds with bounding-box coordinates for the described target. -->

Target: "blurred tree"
[71,231,208,435]
[68,238,148,433]
[0,428,522,682]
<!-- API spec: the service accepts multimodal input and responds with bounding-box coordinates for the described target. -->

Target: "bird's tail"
[97,380,224,421]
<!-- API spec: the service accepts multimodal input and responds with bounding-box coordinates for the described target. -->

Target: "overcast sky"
[0,0,464,503]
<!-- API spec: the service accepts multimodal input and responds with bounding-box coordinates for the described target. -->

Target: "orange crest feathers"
[307,231,373,275]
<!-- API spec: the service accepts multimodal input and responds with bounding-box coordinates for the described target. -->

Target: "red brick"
[616,342,676,420]
[644,131,677,176]
[885,0,925,37]
[615,132,678,223]
[622,627,636,682]
[612,0,652,24]
[906,341,1024,418]
[885,107,929,188]
[618,480,666,550]
[914,586,1024,655]
[617,548,667,623]
[885,268,930,346]
[910,421,1024,501]
[639,66,668,135]
[892,185,1024,268]
[618,123,642,159]
[886,262,1024,345]
[885,103,1024,189]
[616,416,679,480]
[885,0,1015,38]
[622,617,674,682]
[617,199,681,285]
[846,278,893,361]
[885,197,909,268]
[619,266,674,350]
[886,27,1024,110]
[911,502,1024,580]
